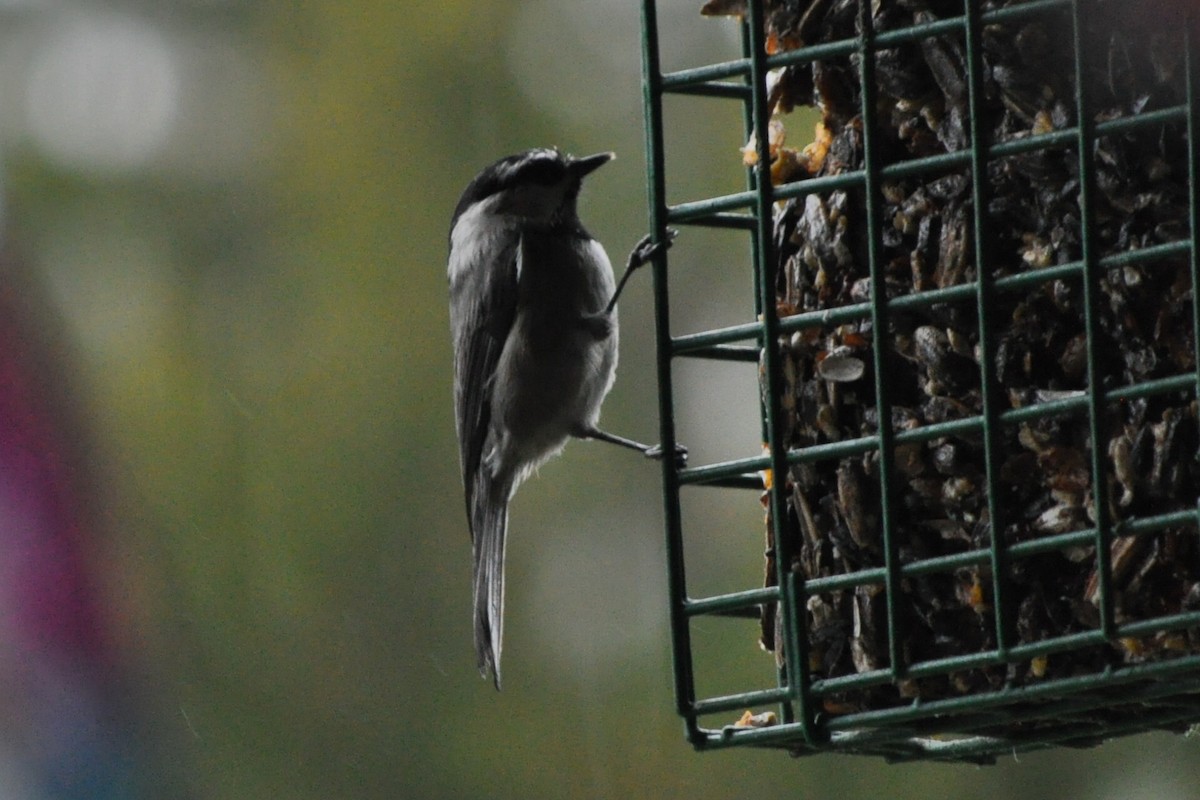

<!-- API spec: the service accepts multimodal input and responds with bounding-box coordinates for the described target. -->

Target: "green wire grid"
[639,0,1200,763]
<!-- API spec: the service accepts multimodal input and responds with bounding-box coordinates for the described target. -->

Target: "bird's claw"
[628,228,679,271]
[644,441,689,467]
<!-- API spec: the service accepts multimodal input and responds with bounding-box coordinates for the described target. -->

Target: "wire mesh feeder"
[639,0,1200,763]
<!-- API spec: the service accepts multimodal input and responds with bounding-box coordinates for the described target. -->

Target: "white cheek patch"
[515,233,524,284]
[449,179,575,282]
[449,197,509,282]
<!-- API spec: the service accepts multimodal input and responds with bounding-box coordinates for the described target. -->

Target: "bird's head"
[450,148,614,234]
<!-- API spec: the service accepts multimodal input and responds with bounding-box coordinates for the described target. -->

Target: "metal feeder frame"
[639,0,1200,763]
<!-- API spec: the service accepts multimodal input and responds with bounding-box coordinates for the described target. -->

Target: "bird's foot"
[626,227,679,272]
[604,229,679,315]
[644,442,689,468]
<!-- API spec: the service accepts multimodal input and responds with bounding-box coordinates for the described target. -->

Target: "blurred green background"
[2,1,1199,797]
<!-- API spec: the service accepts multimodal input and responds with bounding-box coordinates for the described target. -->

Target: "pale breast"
[488,233,619,473]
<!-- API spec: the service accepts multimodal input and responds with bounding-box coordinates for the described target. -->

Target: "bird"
[447,147,676,688]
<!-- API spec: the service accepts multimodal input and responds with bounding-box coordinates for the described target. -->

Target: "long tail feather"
[471,471,510,689]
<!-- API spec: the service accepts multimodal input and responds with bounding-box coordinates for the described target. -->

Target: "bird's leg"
[575,425,688,466]
[603,228,678,315]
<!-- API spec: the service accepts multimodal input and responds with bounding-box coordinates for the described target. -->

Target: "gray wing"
[449,231,520,514]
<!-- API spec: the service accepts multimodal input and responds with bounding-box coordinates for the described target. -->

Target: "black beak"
[567,152,615,179]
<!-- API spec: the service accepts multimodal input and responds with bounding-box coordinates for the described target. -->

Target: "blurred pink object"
[0,282,107,666]
[0,268,136,798]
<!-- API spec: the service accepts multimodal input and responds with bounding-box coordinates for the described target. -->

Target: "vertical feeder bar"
[639,0,699,742]
[1185,10,1200,564]
[744,0,817,741]
[738,14,795,725]
[740,17,766,323]
[856,0,907,681]
[961,1,1013,655]
[1187,12,1200,445]
[1069,0,1116,638]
